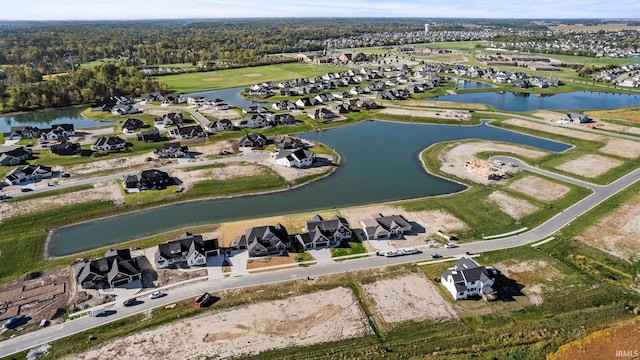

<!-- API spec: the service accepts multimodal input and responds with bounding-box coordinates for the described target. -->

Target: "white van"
[90,306,105,317]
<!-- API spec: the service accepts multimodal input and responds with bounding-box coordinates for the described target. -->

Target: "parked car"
[149,291,165,299]
[122,298,138,307]
[21,187,33,192]
[60,172,70,178]
[402,248,420,255]
[384,250,401,257]
[195,292,211,308]
[0,194,11,201]
[2,314,25,329]
[431,253,442,259]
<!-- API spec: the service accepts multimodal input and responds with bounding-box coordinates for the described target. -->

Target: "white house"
[92,136,126,152]
[441,257,497,300]
[560,113,591,123]
[360,213,412,240]
[275,148,315,168]
[4,164,52,186]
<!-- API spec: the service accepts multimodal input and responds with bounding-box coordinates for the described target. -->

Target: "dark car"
[2,314,25,329]
[195,292,211,308]
[123,298,137,307]
[431,253,442,259]
[20,187,33,192]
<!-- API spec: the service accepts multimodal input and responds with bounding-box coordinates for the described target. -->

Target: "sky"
[3,0,640,21]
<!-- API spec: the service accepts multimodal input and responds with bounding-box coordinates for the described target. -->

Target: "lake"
[184,87,272,108]
[432,91,640,112]
[0,107,115,133]
[47,120,569,256]
[453,79,494,90]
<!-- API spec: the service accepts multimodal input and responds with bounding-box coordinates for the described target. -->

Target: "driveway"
[227,250,250,276]
[367,239,397,253]
[206,254,226,280]
[307,248,334,264]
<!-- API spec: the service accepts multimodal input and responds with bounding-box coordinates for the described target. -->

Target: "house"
[162,94,185,105]
[272,100,297,111]
[75,249,142,289]
[155,142,188,158]
[242,105,270,115]
[4,126,41,141]
[155,112,183,126]
[121,118,145,134]
[110,104,140,116]
[124,169,172,191]
[273,114,297,125]
[309,108,337,120]
[275,136,306,151]
[137,128,162,143]
[237,114,269,129]
[0,146,32,166]
[238,133,267,148]
[50,142,82,156]
[230,224,290,257]
[296,215,351,250]
[3,164,52,186]
[275,148,315,168]
[360,213,412,240]
[560,113,591,123]
[168,125,206,139]
[203,119,233,133]
[356,99,379,110]
[441,257,497,300]
[92,136,126,152]
[155,232,221,269]
[39,124,75,141]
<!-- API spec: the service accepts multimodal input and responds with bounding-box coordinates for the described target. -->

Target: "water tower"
[424,24,429,33]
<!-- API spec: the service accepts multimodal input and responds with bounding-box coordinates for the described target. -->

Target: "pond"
[431,91,640,112]
[184,86,272,109]
[453,79,494,90]
[47,120,570,256]
[0,107,115,133]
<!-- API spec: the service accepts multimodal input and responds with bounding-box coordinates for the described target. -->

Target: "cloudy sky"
[3,0,640,21]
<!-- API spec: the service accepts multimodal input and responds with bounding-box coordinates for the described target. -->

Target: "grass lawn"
[330,240,367,257]
[156,63,349,93]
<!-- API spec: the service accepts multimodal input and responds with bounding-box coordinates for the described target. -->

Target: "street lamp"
[62,53,75,71]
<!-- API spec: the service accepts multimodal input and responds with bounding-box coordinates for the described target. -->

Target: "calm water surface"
[184,87,272,108]
[432,91,640,112]
[48,120,569,256]
[0,107,115,133]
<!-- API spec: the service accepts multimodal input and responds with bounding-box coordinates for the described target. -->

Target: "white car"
[149,291,165,299]
[445,243,458,248]
[402,248,420,255]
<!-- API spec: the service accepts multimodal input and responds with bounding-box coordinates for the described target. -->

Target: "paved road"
[2,152,640,357]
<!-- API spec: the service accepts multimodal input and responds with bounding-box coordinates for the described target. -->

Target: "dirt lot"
[67,152,177,176]
[171,163,265,192]
[599,138,640,159]
[413,100,490,110]
[576,193,640,262]
[548,319,640,360]
[504,118,606,142]
[437,140,547,185]
[379,107,471,121]
[485,191,538,220]
[508,176,570,202]
[495,259,564,306]
[69,287,372,360]
[555,154,622,178]
[362,273,457,324]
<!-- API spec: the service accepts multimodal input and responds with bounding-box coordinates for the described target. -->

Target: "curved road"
[1,155,640,357]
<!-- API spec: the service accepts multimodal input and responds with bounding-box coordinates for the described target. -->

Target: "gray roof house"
[360,213,412,240]
[75,249,142,289]
[92,136,126,152]
[296,215,351,250]
[155,142,188,158]
[0,146,32,166]
[4,164,52,186]
[238,133,267,148]
[441,257,497,301]
[155,232,221,269]
[230,224,290,257]
[274,148,315,168]
[560,113,591,123]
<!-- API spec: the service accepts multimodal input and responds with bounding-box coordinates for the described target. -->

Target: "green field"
[155,63,349,93]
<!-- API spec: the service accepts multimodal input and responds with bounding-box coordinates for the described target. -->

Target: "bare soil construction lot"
[576,193,640,262]
[437,140,547,185]
[504,118,606,142]
[362,273,458,325]
[598,138,640,159]
[379,107,471,121]
[69,287,372,360]
[486,191,538,220]
[508,176,570,202]
[555,154,622,178]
